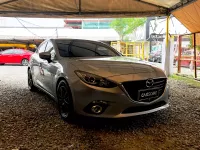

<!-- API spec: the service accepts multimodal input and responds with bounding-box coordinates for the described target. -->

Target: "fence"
[111,41,150,60]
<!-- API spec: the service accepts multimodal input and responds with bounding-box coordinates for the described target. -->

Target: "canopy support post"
[163,15,170,76]
[166,16,169,48]
[178,35,182,73]
[194,33,197,78]
[79,0,81,14]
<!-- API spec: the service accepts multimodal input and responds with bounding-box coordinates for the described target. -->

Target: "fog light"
[84,100,108,114]
[91,105,103,114]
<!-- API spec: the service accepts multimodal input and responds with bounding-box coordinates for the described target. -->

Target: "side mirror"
[39,52,51,63]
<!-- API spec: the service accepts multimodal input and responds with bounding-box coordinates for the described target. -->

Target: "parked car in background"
[0,49,33,65]
[148,50,162,63]
[28,39,169,121]
[148,44,162,63]
[174,50,200,69]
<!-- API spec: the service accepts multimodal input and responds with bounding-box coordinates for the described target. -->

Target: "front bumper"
[71,80,169,118]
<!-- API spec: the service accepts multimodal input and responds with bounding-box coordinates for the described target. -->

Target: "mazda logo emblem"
[146,79,154,87]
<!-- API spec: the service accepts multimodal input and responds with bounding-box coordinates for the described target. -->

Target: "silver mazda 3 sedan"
[28,39,169,121]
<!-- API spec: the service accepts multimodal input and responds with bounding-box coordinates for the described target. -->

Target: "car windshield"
[56,40,121,57]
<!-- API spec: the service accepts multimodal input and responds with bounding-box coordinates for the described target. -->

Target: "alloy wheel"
[22,59,29,66]
[57,82,71,119]
[28,69,37,91]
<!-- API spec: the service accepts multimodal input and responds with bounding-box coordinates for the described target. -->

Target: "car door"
[32,41,47,88]
[39,41,58,95]
[0,51,4,63]
[13,49,25,64]
[0,49,14,64]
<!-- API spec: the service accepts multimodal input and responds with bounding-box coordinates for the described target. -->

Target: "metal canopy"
[0,0,195,18]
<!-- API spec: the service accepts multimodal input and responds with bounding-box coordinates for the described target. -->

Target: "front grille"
[122,101,167,114]
[122,78,167,102]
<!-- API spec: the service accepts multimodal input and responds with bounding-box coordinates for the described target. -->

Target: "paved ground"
[0,66,200,150]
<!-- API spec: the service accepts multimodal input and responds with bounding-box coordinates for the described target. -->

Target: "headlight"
[75,70,117,88]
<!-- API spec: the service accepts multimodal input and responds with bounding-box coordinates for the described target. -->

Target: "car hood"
[70,57,160,77]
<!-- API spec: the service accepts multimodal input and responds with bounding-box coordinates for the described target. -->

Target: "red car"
[0,49,33,66]
[174,50,200,69]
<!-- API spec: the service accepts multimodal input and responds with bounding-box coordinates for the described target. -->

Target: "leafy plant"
[188,35,200,51]
[110,18,146,41]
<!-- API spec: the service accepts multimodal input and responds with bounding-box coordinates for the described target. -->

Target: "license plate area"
[138,88,159,101]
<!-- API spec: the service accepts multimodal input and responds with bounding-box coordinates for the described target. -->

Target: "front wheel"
[28,69,37,92]
[21,59,29,66]
[57,80,74,121]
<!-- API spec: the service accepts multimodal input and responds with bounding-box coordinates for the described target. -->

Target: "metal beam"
[0,10,167,17]
[177,35,182,73]
[194,33,197,78]
[170,0,197,13]
[166,16,170,48]
[79,0,81,14]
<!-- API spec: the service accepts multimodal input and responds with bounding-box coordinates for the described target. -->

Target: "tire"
[28,69,37,92]
[21,59,29,66]
[158,57,161,63]
[57,80,74,121]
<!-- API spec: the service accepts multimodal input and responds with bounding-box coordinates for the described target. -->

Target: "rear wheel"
[21,59,29,66]
[28,69,37,91]
[57,80,74,121]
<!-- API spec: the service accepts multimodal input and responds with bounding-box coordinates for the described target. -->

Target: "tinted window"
[56,40,71,57]
[70,41,96,57]
[96,45,118,56]
[2,49,14,54]
[56,40,120,57]
[38,42,47,53]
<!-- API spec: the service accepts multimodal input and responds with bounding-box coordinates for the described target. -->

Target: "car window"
[96,45,118,56]
[70,41,96,57]
[14,49,24,54]
[56,40,120,57]
[56,40,71,57]
[2,49,14,54]
[38,41,47,53]
[46,41,56,60]
[45,41,53,52]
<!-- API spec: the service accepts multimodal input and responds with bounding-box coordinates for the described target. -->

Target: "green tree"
[188,35,200,51]
[110,18,146,41]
